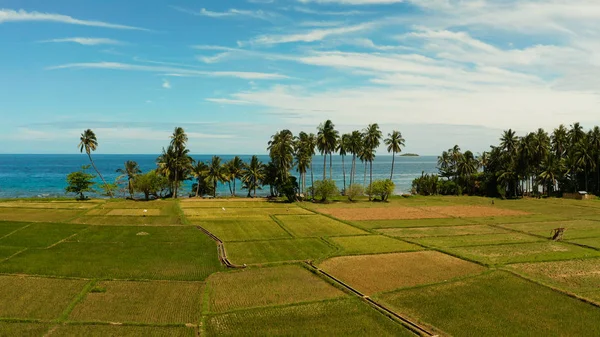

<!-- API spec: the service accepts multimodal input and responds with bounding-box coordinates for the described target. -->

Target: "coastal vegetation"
[71,121,405,202]
[412,123,600,198]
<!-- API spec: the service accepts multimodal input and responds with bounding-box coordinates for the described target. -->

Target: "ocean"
[0,154,438,198]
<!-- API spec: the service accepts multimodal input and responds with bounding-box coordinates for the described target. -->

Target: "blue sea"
[0,154,438,198]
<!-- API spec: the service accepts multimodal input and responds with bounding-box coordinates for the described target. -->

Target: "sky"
[1,0,600,155]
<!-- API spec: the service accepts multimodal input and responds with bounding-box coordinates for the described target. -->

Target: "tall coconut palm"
[363,124,382,197]
[78,129,113,198]
[206,156,226,198]
[588,126,600,193]
[267,130,295,183]
[574,138,595,192]
[116,160,141,199]
[191,161,209,197]
[385,130,405,181]
[294,132,312,194]
[225,156,244,197]
[307,133,317,198]
[317,120,339,179]
[539,153,562,196]
[242,155,265,197]
[169,127,189,199]
[338,133,351,193]
[348,130,363,187]
[551,124,568,158]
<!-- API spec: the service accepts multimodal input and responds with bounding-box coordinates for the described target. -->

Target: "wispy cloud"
[171,6,279,21]
[48,61,289,80]
[249,22,373,44]
[292,6,367,16]
[39,37,124,46]
[298,0,403,4]
[0,9,148,31]
[205,98,252,105]
[162,79,171,89]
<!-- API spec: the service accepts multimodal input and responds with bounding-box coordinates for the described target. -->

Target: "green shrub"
[312,179,339,202]
[65,165,96,200]
[134,170,170,200]
[368,179,395,201]
[411,173,439,196]
[346,184,364,201]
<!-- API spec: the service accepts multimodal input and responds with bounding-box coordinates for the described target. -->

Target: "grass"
[70,280,203,324]
[0,221,29,237]
[378,225,509,238]
[51,325,196,336]
[105,209,163,216]
[195,219,292,242]
[0,322,51,336]
[206,265,345,312]
[226,238,336,265]
[183,207,312,218]
[0,276,87,319]
[69,226,210,245]
[319,251,486,295]
[445,241,600,266]
[180,200,286,208]
[498,220,600,239]
[0,242,222,281]
[276,215,368,237]
[376,271,600,336]
[205,298,415,336]
[0,223,87,248]
[410,232,544,248]
[506,258,600,293]
[568,237,600,249]
[0,208,83,222]
[328,235,423,255]
[0,201,98,209]
[354,217,475,229]
[0,245,24,259]
[71,215,179,226]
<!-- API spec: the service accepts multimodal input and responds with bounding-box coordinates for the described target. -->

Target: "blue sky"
[1,0,600,155]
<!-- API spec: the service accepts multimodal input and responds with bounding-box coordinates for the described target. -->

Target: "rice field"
[376,271,600,336]
[70,281,203,324]
[328,235,423,255]
[275,214,368,237]
[0,196,599,335]
[319,251,486,295]
[206,265,345,312]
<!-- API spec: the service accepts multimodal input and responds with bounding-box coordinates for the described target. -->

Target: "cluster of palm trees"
[432,123,600,198]
[78,122,406,199]
[267,120,405,198]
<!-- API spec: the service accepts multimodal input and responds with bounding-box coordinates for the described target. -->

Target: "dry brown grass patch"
[318,207,448,221]
[421,206,529,218]
[106,209,162,216]
[319,250,485,295]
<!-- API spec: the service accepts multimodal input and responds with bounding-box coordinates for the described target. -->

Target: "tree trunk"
[390,151,395,181]
[329,152,333,180]
[88,153,113,198]
[323,153,327,180]
[363,162,367,187]
[174,160,179,199]
[342,155,346,194]
[228,181,233,196]
[310,160,315,200]
[214,180,217,198]
[233,178,236,197]
[196,178,200,197]
[369,161,373,201]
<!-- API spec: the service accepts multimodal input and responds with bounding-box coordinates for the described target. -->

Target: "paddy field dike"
[0,196,600,336]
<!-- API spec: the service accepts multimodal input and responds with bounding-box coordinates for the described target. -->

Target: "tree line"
[412,123,600,198]
[69,121,406,201]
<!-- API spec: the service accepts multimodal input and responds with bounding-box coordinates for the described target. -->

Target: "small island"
[400,153,419,157]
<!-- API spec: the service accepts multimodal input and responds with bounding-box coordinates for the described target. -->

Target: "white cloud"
[250,22,373,44]
[206,98,252,105]
[48,62,289,80]
[171,6,279,21]
[298,0,403,4]
[40,37,123,46]
[12,127,234,141]
[162,79,171,89]
[292,6,367,15]
[0,9,147,30]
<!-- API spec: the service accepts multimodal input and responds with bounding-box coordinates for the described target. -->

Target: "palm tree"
[348,130,363,186]
[78,129,112,198]
[385,130,405,181]
[551,124,568,158]
[539,153,562,197]
[116,160,141,199]
[267,130,295,183]
[317,120,339,179]
[191,161,209,197]
[242,155,266,197]
[588,126,600,193]
[294,132,312,194]
[363,123,382,200]
[206,156,226,198]
[574,138,595,192]
[225,156,244,197]
[169,127,188,198]
[338,134,351,193]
